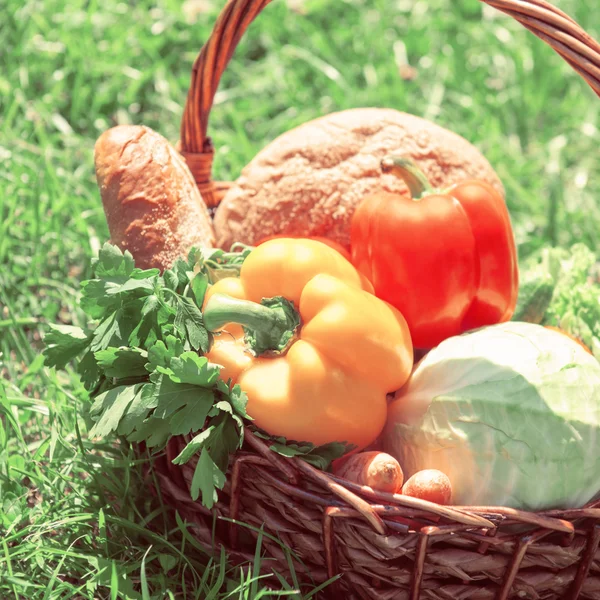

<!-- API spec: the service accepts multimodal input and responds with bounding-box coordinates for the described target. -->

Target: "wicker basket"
[151,1,600,598]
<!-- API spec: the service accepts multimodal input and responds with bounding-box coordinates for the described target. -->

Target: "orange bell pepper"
[203,238,413,450]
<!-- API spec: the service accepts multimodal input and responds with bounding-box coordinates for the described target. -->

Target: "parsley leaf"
[80,245,158,320]
[89,311,121,351]
[168,400,211,438]
[89,385,143,438]
[173,401,244,467]
[150,376,200,419]
[254,431,353,471]
[92,243,160,281]
[43,324,90,369]
[167,353,220,387]
[190,272,209,307]
[186,412,240,508]
[191,448,224,508]
[128,294,163,349]
[117,383,161,436]
[95,347,148,379]
[203,244,253,282]
[148,374,214,436]
[105,277,155,297]
[171,427,216,465]
[77,350,102,391]
[164,269,179,292]
[173,296,210,352]
[207,415,242,474]
[92,243,136,278]
[165,248,204,294]
[146,336,184,371]
[126,416,172,448]
[228,383,249,418]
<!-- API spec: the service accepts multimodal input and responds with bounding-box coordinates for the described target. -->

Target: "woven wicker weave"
[154,1,600,598]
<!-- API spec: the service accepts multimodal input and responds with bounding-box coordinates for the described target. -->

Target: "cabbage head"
[383,322,600,510]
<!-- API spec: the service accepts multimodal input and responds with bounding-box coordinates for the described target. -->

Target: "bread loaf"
[214,108,504,250]
[94,125,215,271]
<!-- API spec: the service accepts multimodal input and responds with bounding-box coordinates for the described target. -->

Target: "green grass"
[1,0,599,597]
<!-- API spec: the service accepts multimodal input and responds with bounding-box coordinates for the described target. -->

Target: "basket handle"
[179,0,600,208]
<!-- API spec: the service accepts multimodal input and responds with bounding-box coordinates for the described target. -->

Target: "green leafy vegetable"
[544,244,600,356]
[192,448,225,507]
[151,378,213,436]
[146,336,185,371]
[76,351,102,391]
[126,416,172,448]
[41,243,254,506]
[190,272,209,307]
[516,243,600,359]
[43,324,90,369]
[166,352,221,387]
[117,384,162,436]
[89,385,143,438]
[174,411,243,508]
[173,296,210,352]
[383,321,600,511]
[172,427,215,465]
[253,431,353,471]
[94,347,148,379]
[79,243,158,320]
[129,294,165,349]
[202,244,253,282]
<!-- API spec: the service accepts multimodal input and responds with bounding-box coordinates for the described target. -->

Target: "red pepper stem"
[203,293,301,355]
[381,156,433,200]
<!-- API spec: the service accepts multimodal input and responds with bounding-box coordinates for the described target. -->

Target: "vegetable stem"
[381,156,433,199]
[203,294,301,355]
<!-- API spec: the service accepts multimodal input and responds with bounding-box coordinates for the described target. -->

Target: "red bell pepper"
[350,157,519,349]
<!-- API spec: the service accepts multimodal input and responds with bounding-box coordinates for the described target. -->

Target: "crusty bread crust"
[94,125,215,271]
[214,108,505,250]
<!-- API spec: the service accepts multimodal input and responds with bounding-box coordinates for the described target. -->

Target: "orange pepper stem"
[203,293,301,355]
[381,156,433,200]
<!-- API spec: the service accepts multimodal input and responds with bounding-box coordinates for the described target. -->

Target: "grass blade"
[110,560,119,600]
[140,546,152,600]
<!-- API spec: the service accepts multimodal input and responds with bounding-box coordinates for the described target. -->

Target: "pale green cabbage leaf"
[383,322,600,510]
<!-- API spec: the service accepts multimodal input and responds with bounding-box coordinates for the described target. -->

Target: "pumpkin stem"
[203,293,301,356]
[381,156,433,200]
